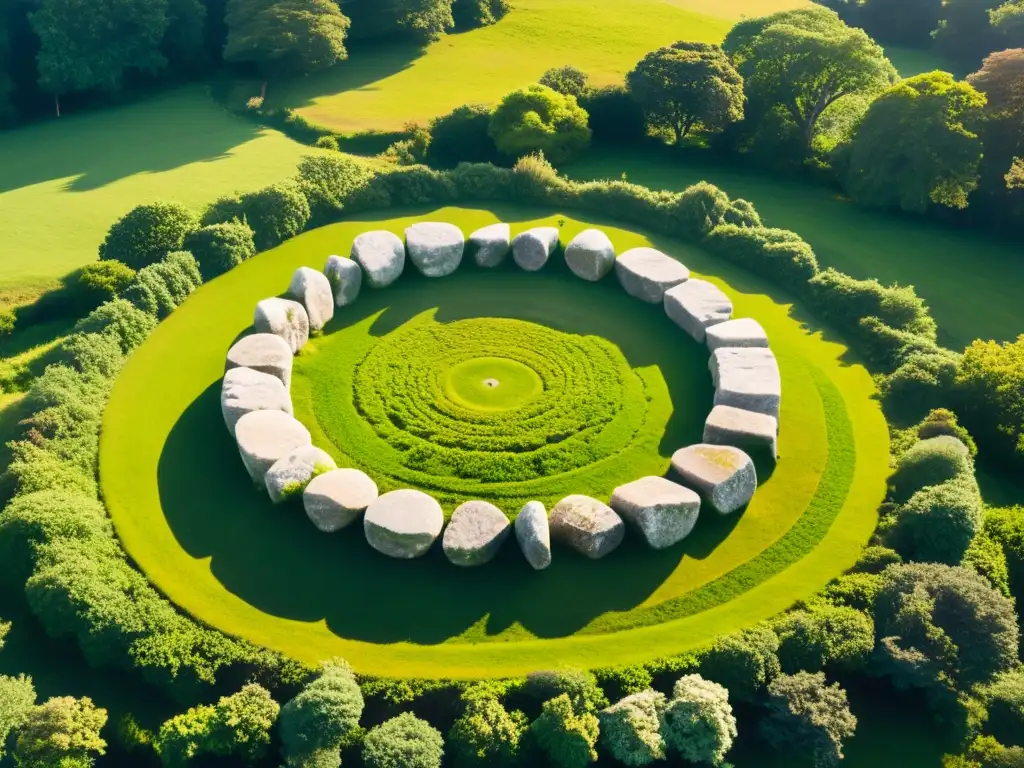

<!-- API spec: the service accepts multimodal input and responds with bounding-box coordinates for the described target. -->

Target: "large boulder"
[351,230,405,288]
[671,444,756,515]
[405,222,465,277]
[364,489,444,559]
[549,495,625,559]
[512,227,560,271]
[225,333,293,388]
[265,445,337,504]
[710,347,781,419]
[615,247,690,303]
[303,468,379,532]
[663,279,733,343]
[564,229,615,282]
[609,476,701,549]
[234,410,312,484]
[254,297,309,354]
[468,223,511,267]
[705,318,769,352]
[515,501,551,570]
[442,500,511,566]
[220,366,293,435]
[324,255,362,307]
[703,404,778,460]
[287,267,334,331]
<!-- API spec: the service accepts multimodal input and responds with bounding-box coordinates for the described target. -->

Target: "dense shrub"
[518,669,608,717]
[579,86,647,146]
[668,182,731,240]
[981,667,1024,747]
[761,672,857,768]
[854,546,903,574]
[383,124,431,167]
[122,252,201,319]
[597,690,666,766]
[955,336,1024,469]
[945,735,1024,768]
[918,409,978,457]
[449,163,514,201]
[14,696,107,768]
[202,182,311,251]
[0,307,14,336]
[529,694,599,768]
[723,198,762,227]
[447,693,526,768]
[183,222,257,280]
[452,0,510,28]
[369,165,458,208]
[539,66,590,99]
[889,435,973,503]
[699,624,780,702]
[279,659,364,768]
[593,665,654,704]
[984,507,1024,600]
[362,713,444,768]
[820,572,884,613]
[489,84,592,165]
[962,530,1011,596]
[0,673,36,761]
[99,202,198,269]
[773,603,875,674]
[315,135,340,151]
[891,476,984,564]
[295,154,375,226]
[72,261,138,310]
[702,225,820,292]
[661,675,736,766]
[54,332,125,380]
[879,347,962,414]
[75,299,158,354]
[427,105,498,168]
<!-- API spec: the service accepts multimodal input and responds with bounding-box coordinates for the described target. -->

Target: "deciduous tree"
[762,672,856,768]
[969,48,1024,197]
[279,659,364,768]
[661,675,737,766]
[488,84,591,164]
[13,696,107,768]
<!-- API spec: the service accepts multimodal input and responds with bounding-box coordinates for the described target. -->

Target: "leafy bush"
[0,307,14,336]
[918,409,978,457]
[372,165,458,208]
[202,182,311,251]
[854,546,903,574]
[452,0,510,27]
[315,135,340,151]
[955,336,1024,469]
[75,299,157,354]
[981,667,1024,748]
[54,333,125,379]
[703,225,820,292]
[984,507,1024,602]
[362,713,444,768]
[891,476,984,565]
[593,665,653,704]
[99,202,198,269]
[489,84,592,164]
[122,252,201,319]
[773,603,875,674]
[539,66,590,99]
[184,223,256,280]
[661,674,737,766]
[761,672,857,768]
[669,182,730,240]
[427,105,498,168]
[579,86,647,146]
[889,435,973,503]
[72,261,138,311]
[519,669,608,717]
[529,694,599,768]
[0,673,36,761]
[14,696,107,768]
[597,690,666,766]
[448,693,527,768]
[295,154,375,225]
[723,198,762,227]
[510,152,570,203]
[280,659,364,767]
[699,624,780,702]
[962,531,1011,596]
[383,124,431,166]
[450,163,514,201]
[879,347,962,414]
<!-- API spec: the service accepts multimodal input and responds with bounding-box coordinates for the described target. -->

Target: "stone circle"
[663,279,733,343]
[220,366,293,435]
[615,247,690,303]
[303,468,379,532]
[265,445,337,504]
[405,222,465,277]
[364,489,445,559]
[442,500,512,566]
[610,476,701,549]
[324,255,363,307]
[512,227,560,271]
[515,501,552,570]
[287,267,334,331]
[705,318,769,352]
[564,228,615,282]
[234,409,312,484]
[351,230,405,288]
[254,297,309,354]
[671,444,757,515]
[468,223,512,267]
[225,333,294,389]
[549,495,625,559]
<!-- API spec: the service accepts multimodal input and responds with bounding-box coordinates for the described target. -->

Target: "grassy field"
[0,87,319,304]
[100,206,888,678]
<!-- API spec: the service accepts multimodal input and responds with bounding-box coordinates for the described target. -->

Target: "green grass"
[99,206,889,678]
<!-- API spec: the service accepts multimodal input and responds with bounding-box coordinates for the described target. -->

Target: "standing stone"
[324,255,362,307]
[515,501,551,570]
[442,500,511,566]
[220,366,293,435]
[705,318,769,352]
[469,223,512,267]
[671,444,757,515]
[287,267,334,331]
[663,279,733,343]
[303,468,379,532]
[405,222,465,277]
[265,446,337,504]
[704,404,779,460]
[512,227,560,271]
[351,230,405,288]
[234,410,312,484]
[710,347,781,419]
[254,297,309,354]
[610,476,701,549]
[549,495,625,559]
[615,247,690,303]
[225,333,294,388]
[364,489,444,559]
[564,229,615,281]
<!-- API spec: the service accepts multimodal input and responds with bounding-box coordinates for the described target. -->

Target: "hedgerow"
[183,222,257,280]
[99,202,199,270]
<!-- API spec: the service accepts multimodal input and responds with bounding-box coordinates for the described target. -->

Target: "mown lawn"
[100,206,888,678]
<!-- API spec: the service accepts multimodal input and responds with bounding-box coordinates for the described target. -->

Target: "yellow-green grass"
[100,206,889,678]
[270,0,807,133]
[0,87,320,303]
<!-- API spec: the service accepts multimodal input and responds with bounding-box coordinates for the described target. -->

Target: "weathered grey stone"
[253,297,309,354]
[468,223,512,267]
[225,333,293,388]
[405,222,464,277]
[515,501,551,570]
[615,247,690,303]
[564,228,615,281]
[234,410,311,484]
[364,489,444,559]
[549,495,625,559]
[303,468,379,532]
[706,318,769,352]
[324,255,362,307]
[442,500,511,566]
[671,444,757,515]
[704,404,779,460]
[709,347,781,419]
[287,267,334,331]
[512,227,559,271]
[610,476,701,549]
[220,366,293,435]
[351,230,405,288]
[663,279,733,342]
[265,446,337,504]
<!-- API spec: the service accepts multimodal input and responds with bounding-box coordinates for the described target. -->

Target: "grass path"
[100,206,888,678]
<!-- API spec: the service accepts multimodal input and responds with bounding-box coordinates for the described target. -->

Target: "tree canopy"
[13,696,107,768]
[762,672,857,768]
[279,659,364,768]
[488,84,591,164]
[661,675,737,766]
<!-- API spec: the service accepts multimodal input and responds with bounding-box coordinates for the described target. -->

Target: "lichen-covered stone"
[303,468,379,532]
[515,501,551,570]
[709,347,781,419]
[220,366,293,435]
[663,279,733,342]
[442,500,511,566]
[564,228,615,281]
[703,404,778,460]
[324,255,362,307]
[287,266,334,331]
[610,476,701,549]
[364,489,444,559]
[265,446,337,504]
[254,297,309,354]
[671,444,757,515]
[351,230,405,288]
[468,223,511,267]
[705,318,769,352]
[225,333,293,388]
[549,495,625,559]
[234,410,312,484]
[405,222,465,277]
[512,227,559,271]
[615,247,690,303]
